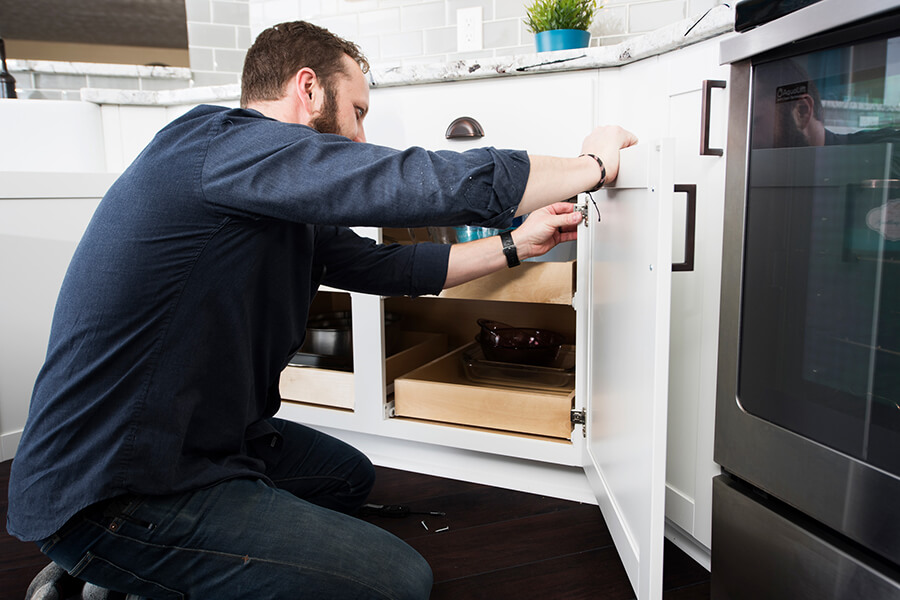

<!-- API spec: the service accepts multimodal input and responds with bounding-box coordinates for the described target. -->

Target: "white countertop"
[71,5,733,106]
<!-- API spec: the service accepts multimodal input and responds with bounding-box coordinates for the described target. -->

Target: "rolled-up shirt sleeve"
[200,109,529,230]
[313,226,450,297]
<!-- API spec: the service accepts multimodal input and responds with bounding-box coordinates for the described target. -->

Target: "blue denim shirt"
[7,105,529,541]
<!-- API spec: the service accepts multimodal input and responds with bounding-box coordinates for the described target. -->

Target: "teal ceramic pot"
[534,29,591,52]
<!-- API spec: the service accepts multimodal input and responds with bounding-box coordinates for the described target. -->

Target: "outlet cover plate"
[457,7,483,52]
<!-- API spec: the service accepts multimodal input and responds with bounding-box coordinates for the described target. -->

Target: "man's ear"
[293,67,319,115]
[792,94,815,130]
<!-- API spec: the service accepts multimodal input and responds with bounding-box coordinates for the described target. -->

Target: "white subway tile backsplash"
[495,0,526,20]
[483,19,520,51]
[314,14,360,40]
[629,0,685,33]
[337,0,379,13]
[356,35,382,61]
[401,2,446,32]
[34,73,88,91]
[687,0,719,18]
[214,1,252,26]
[359,8,401,35]
[214,48,249,73]
[298,0,321,17]
[593,5,628,37]
[238,26,253,48]
[423,25,456,56]
[446,0,493,25]
[192,71,244,86]
[86,76,140,90]
[189,47,216,72]
[189,23,241,48]
[185,0,213,22]
[259,0,304,26]
[381,31,424,59]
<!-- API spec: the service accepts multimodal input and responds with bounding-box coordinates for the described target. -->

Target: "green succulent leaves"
[524,0,600,34]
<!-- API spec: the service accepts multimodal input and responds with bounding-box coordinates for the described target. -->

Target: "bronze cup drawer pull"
[446,116,484,139]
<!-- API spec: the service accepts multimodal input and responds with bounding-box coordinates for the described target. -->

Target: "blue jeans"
[37,419,433,599]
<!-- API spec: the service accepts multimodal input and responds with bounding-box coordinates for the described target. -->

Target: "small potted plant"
[524,0,600,52]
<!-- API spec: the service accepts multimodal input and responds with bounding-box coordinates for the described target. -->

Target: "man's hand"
[518,125,638,216]
[581,125,639,184]
[512,202,582,261]
[443,203,581,289]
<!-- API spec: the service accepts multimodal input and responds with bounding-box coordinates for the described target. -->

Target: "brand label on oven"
[775,81,808,103]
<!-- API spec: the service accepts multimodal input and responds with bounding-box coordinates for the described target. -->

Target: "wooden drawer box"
[394,343,575,439]
[438,260,575,305]
[280,331,447,409]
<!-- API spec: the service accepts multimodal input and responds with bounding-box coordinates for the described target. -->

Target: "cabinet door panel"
[583,141,674,600]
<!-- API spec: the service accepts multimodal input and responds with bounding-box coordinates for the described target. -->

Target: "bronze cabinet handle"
[700,80,726,156]
[673,184,697,272]
[445,116,484,139]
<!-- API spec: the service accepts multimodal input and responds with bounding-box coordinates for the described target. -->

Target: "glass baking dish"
[461,343,575,391]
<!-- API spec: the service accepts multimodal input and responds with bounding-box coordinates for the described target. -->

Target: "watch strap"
[500,231,520,268]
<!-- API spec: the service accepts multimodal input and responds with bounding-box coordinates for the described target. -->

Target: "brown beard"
[309,84,341,136]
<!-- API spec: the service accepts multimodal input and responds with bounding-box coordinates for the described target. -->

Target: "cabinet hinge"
[575,199,590,227]
[570,409,586,436]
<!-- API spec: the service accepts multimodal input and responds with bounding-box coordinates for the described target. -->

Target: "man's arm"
[444,202,582,288]
[516,125,638,216]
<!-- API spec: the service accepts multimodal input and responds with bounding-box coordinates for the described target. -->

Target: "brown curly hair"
[240,21,369,108]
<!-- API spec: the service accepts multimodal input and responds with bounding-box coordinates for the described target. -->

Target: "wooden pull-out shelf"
[280,331,447,410]
[394,343,575,439]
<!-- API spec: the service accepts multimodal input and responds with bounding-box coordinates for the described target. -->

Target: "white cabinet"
[657,38,729,556]
[277,68,680,600]
[0,173,117,459]
[276,38,731,594]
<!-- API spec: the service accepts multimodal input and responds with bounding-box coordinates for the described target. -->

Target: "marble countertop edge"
[75,5,734,106]
[9,59,192,80]
[369,5,735,87]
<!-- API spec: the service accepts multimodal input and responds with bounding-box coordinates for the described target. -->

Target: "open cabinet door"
[582,141,675,600]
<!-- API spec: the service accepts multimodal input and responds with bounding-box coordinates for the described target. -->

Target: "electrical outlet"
[457,7,483,52]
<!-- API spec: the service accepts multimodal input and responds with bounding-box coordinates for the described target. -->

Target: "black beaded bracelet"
[580,153,606,192]
[500,231,520,268]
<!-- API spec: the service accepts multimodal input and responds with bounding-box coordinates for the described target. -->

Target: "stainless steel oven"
[713,0,900,597]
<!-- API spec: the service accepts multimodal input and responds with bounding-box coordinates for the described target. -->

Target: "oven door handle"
[700,79,727,156]
[673,184,697,272]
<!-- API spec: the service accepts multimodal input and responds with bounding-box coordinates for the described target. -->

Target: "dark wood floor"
[1,459,709,599]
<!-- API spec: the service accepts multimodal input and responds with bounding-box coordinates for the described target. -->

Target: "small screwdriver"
[360,503,446,518]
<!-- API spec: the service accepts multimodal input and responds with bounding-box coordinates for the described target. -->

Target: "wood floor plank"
[407,504,612,583]
[2,460,710,600]
[362,474,584,541]
[368,467,487,502]
[662,539,710,590]
[664,581,711,599]
[430,547,635,600]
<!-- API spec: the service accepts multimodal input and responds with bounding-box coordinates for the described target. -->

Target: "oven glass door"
[740,29,900,477]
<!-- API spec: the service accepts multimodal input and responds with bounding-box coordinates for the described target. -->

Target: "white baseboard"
[665,518,711,571]
[1,429,23,461]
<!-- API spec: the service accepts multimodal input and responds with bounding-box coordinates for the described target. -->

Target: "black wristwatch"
[500,231,520,268]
